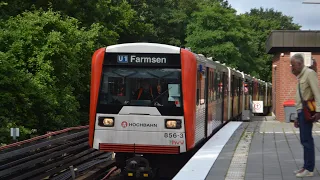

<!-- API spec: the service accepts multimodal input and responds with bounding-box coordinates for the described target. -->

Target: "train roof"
[106,42,180,54]
[214,62,229,71]
[244,73,253,80]
[211,60,229,72]
[229,67,244,78]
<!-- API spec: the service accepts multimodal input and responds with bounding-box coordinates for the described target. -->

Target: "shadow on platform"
[206,116,320,180]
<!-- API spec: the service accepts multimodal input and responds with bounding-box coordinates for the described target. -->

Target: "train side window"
[236,78,239,96]
[236,77,239,96]
[238,78,240,96]
[262,84,266,101]
[259,84,262,99]
[234,77,237,96]
[208,71,211,102]
[219,73,222,98]
[235,77,237,96]
[240,79,242,96]
[210,71,213,102]
[231,75,234,97]
[249,82,252,95]
[224,73,228,98]
[234,78,236,96]
[200,68,205,105]
[222,73,224,98]
[214,71,218,101]
[210,71,214,102]
[211,71,213,102]
[223,73,225,98]
[219,72,222,99]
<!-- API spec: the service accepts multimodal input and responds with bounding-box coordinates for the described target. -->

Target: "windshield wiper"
[150,87,172,105]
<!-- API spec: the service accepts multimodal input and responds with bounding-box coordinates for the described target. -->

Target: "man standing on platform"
[291,53,320,178]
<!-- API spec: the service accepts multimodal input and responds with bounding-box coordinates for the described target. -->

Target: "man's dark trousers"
[298,111,315,172]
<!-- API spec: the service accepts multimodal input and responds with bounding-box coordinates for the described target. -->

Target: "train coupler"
[122,156,154,179]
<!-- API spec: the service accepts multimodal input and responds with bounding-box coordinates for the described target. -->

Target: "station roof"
[266,30,320,54]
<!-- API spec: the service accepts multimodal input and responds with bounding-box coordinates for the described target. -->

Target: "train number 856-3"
[164,133,183,138]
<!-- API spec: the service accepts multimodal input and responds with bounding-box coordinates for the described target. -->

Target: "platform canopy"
[266,30,320,54]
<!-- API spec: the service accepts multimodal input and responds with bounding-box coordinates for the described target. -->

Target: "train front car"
[89,43,197,178]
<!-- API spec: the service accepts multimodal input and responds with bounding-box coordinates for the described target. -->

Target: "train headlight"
[98,117,114,127]
[165,119,182,129]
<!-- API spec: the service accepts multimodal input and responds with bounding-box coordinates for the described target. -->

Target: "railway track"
[0,120,230,180]
[0,126,115,180]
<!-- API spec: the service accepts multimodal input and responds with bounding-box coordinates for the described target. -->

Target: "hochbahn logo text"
[117,55,167,64]
[121,121,157,128]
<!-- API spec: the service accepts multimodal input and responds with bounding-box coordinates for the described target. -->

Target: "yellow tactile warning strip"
[225,131,253,180]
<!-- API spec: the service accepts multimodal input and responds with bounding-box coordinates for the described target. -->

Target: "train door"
[195,63,206,143]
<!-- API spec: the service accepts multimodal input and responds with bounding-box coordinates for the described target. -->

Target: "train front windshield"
[98,67,183,115]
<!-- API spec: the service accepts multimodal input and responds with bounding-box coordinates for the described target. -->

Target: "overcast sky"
[227,0,320,30]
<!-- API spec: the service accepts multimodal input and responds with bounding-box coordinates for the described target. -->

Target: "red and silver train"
[89,43,272,177]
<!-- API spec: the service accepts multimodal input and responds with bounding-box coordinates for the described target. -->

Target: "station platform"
[173,117,320,180]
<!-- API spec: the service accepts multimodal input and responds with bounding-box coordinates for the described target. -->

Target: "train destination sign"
[118,55,167,64]
[104,53,181,67]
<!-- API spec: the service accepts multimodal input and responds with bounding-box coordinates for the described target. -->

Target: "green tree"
[126,0,200,46]
[185,1,256,72]
[243,8,301,81]
[0,0,153,44]
[0,9,106,143]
